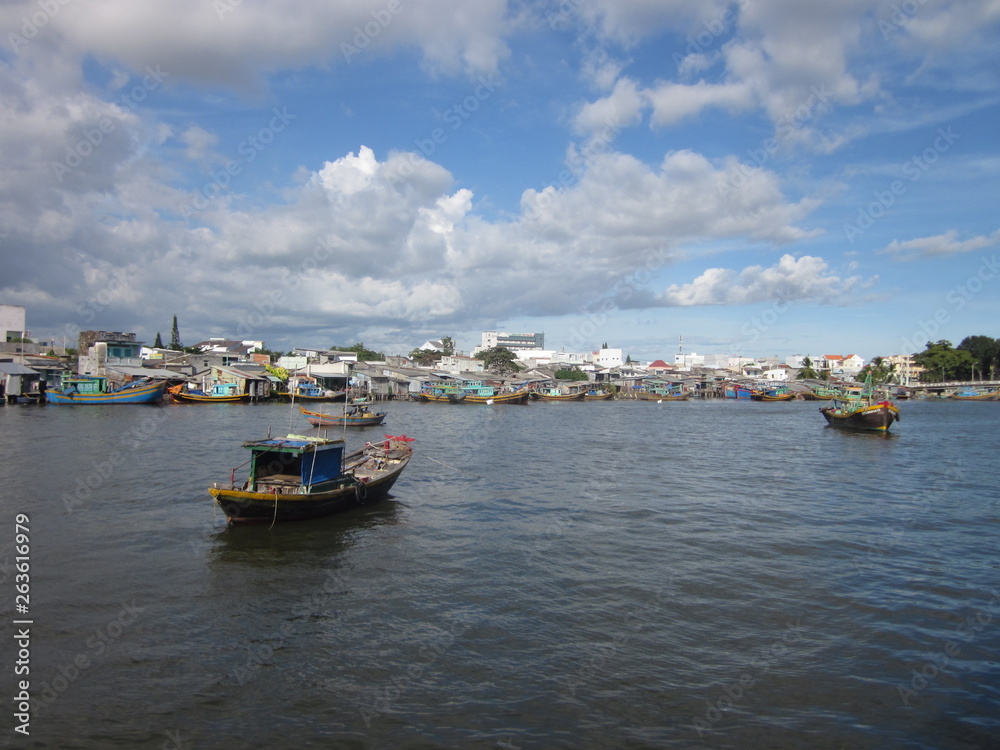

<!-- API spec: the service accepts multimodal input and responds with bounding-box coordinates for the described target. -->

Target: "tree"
[475,346,522,376]
[169,315,182,350]
[912,340,975,382]
[555,369,588,381]
[796,357,819,380]
[333,342,384,361]
[409,348,440,366]
[153,332,163,348]
[858,356,897,385]
[957,335,1000,380]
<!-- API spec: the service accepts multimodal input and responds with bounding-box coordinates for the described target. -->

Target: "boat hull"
[276,390,347,402]
[583,392,613,401]
[46,381,166,404]
[820,402,900,431]
[210,454,409,524]
[170,391,249,404]
[412,392,466,403]
[636,391,690,401]
[465,390,531,404]
[537,392,585,401]
[300,406,386,427]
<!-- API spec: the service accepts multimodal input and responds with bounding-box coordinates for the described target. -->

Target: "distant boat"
[169,382,249,403]
[299,404,387,427]
[533,387,585,401]
[949,388,998,401]
[583,390,614,401]
[209,433,413,524]
[636,384,690,401]
[275,384,347,402]
[752,385,795,401]
[724,382,753,399]
[47,377,166,405]
[801,385,841,401]
[464,388,531,404]
[819,380,900,432]
[411,384,466,403]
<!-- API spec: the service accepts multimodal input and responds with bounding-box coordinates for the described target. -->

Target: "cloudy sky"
[1,0,998,361]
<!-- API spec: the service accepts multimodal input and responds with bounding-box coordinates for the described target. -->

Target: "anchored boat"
[210,433,414,524]
[299,404,387,427]
[819,380,900,432]
[47,376,166,405]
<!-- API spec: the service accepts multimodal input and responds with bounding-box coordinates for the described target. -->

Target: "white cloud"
[879,229,1000,259]
[657,254,864,306]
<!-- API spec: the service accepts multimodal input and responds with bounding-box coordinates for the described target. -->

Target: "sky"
[1,0,998,363]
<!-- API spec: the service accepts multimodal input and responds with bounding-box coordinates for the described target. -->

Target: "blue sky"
[1,0,998,362]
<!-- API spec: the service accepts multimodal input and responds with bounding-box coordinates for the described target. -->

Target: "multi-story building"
[474,331,544,354]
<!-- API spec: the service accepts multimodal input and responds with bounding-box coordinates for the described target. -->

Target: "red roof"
[648,359,672,368]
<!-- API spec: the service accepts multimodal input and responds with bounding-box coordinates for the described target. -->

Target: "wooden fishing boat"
[949,388,998,401]
[209,433,414,524]
[819,378,900,431]
[723,382,753,399]
[752,385,795,401]
[801,385,841,401]
[299,404,387,427]
[820,399,900,431]
[636,384,690,401]
[464,388,531,404]
[169,383,249,403]
[533,387,585,401]
[275,384,347,402]
[583,391,613,401]
[411,385,466,403]
[47,377,166,405]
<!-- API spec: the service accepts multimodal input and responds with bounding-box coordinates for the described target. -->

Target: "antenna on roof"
[678,335,683,354]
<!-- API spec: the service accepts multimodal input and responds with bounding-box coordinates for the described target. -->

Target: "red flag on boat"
[384,434,415,442]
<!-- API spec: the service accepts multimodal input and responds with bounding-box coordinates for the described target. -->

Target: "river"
[1,397,998,749]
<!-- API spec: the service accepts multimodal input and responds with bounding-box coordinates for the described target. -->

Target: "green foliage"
[169,315,182,350]
[554,369,588,381]
[913,340,976,382]
[332,342,384,361]
[264,364,289,382]
[153,332,163,348]
[796,356,819,380]
[409,348,440,366]
[858,356,897,385]
[440,336,456,356]
[478,346,522,376]
[957,335,1000,379]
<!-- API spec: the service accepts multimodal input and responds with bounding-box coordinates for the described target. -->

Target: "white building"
[594,348,623,368]
[473,330,545,355]
[436,355,484,374]
[1,304,26,342]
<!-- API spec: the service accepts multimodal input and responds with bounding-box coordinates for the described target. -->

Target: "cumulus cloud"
[656,254,865,306]
[879,229,1000,259]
